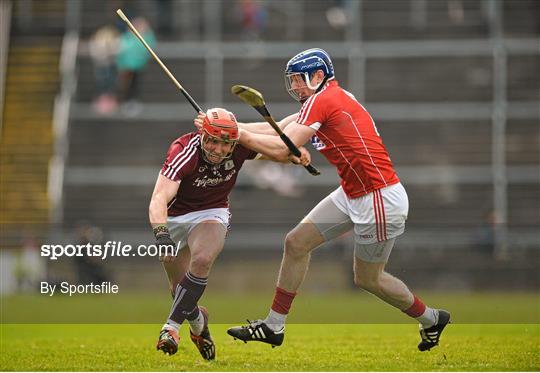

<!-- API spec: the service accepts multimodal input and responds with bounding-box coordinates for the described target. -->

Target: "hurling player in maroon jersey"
[149,108,309,359]
[228,49,450,352]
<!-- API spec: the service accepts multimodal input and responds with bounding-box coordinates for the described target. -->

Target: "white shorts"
[307,182,409,246]
[332,182,409,244]
[353,238,396,263]
[167,208,230,249]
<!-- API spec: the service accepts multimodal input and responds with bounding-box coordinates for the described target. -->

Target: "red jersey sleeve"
[296,91,329,131]
[160,133,200,182]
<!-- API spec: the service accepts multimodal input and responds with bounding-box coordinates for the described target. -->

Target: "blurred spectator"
[238,0,268,40]
[89,25,120,115]
[116,17,156,117]
[475,210,502,256]
[243,162,304,197]
[326,0,351,29]
[448,0,465,24]
[73,222,110,285]
[14,234,46,292]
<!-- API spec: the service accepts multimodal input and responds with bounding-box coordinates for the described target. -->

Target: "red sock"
[271,287,296,314]
[403,295,426,318]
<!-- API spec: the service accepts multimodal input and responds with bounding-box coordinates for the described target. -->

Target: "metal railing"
[0,0,12,137]
[48,0,81,224]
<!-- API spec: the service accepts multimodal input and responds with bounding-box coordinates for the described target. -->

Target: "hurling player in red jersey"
[149,107,309,360]
[228,49,450,351]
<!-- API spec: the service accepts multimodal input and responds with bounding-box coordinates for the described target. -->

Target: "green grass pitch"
[1,292,539,371]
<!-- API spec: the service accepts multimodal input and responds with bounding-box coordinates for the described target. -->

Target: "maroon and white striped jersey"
[160,132,257,216]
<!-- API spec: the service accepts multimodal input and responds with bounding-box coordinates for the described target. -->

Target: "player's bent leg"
[157,220,226,357]
[353,241,450,351]
[229,192,353,347]
[353,252,414,310]
[278,220,326,291]
[162,246,190,298]
[278,189,352,292]
[177,220,225,359]
[157,241,189,355]
[227,222,324,347]
[187,220,227,278]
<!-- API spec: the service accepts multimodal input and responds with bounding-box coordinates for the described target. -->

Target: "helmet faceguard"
[284,72,319,103]
[200,108,239,164]
[284,48,335,102]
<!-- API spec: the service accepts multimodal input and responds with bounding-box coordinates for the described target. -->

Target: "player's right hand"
[194,111,205,130]
[289,146,311,166]
[156,234,176,263]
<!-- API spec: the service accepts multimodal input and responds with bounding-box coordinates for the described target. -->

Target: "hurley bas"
[40,281,119,296]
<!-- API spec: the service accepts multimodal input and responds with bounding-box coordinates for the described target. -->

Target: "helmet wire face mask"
[284,48,335,102]
[201,108,239,164]
[284,72,312,103]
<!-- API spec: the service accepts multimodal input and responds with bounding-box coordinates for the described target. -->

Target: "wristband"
[153,225,169,237]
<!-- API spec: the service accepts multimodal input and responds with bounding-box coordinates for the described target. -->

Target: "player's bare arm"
[194,111,312,165]
[195,108,306,163]
[149,174,180,263]
[196,112,298,135]
[149,174,179,226]
[238,113,299,135]
[239,121,315,161]
[254,144,311,166]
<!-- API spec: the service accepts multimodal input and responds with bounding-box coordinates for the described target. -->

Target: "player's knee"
[190,252,215,273]
[284,231,310,257]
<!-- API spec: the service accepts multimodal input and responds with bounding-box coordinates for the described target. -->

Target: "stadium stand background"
[1,0,538,294]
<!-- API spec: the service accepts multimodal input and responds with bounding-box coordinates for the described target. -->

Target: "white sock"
[263,309,286,332]
[416,307,439,328]
[163,319,180,333]
[187,309,205,336]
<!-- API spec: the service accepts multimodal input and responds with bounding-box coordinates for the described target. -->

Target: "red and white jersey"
[297,80,399,198]
[160,132,257,216]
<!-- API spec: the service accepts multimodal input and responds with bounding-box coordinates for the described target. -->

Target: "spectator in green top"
[116,17,156,116]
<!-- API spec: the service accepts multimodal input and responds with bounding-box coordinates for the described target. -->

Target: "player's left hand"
[288,146,311,166]
[156,234,176,263]
[194,111,205,130]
